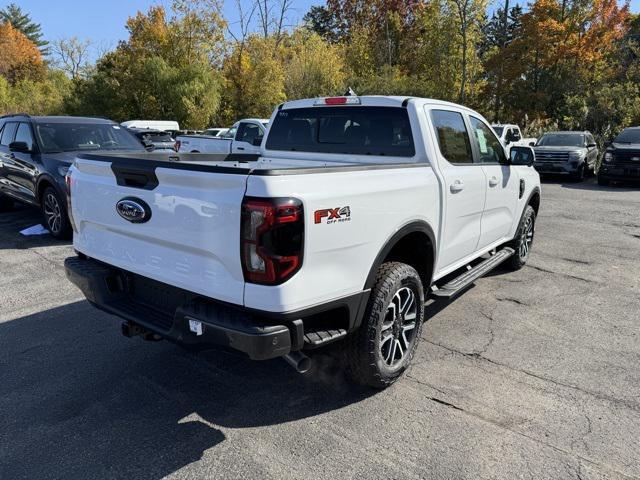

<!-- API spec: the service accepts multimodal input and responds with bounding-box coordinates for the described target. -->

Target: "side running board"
[431,247,515,299]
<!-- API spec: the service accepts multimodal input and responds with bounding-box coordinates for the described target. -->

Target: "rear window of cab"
[265,106,415,157]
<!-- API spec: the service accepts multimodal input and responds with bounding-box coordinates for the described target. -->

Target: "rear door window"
[430,110,473,164]
[237,123,263,144]
[0,122,18,146]
[266,106,415,157]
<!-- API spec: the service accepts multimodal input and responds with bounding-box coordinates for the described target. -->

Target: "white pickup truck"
[64,96,540,388]
[492,124,537,149]
[175,118,269,154]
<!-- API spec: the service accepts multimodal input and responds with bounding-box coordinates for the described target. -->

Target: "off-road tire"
[345,262,425,389]
[0,194,13,212]
[41,186,72,239]
[505,205,535,271]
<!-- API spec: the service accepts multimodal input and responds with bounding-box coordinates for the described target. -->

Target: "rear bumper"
[65,256,295,360]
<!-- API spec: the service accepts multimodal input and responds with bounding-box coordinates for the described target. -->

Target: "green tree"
[281,29,346,100]
[219,35,285,124]
[0,3,48,54]
[70,4,224,128]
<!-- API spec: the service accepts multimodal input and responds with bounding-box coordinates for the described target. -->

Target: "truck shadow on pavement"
[0,203,70,250]
[0,301,373,480]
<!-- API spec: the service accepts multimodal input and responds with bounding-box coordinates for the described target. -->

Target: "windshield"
[35,122,145,153]
[537,133,585,147]
[266,106,415,157]
[613,129,640,144]
[492,126,504,137]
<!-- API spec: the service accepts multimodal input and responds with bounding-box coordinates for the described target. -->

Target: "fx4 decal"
[314,206,351,224]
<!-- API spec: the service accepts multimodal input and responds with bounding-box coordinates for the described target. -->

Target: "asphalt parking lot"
[1,178,639,480]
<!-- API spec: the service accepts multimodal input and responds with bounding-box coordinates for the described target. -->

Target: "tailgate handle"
[111,164,159,190]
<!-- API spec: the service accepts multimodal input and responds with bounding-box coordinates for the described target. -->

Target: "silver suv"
[533,131,598,181]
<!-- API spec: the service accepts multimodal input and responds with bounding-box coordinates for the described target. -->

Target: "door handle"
[489,176,499,187]
[237,147,245,151]
[450,180,464,193]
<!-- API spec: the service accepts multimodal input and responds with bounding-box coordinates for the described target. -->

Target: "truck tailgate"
[70,158,248,305]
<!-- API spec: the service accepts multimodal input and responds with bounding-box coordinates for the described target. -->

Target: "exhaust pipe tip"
[283,351,311,374]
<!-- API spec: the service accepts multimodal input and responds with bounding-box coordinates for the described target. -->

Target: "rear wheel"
[505,205,535,271]
[41,187,71,239]
[597,176,610,187]
[0,194,13,212]
[346,262,425,388]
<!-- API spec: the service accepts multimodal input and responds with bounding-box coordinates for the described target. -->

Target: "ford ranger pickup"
[64,96,540,388]
[175,119,268,155]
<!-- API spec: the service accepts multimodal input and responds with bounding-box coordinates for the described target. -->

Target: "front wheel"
[345,262,425,388]
[41,187,71,239]
[505,205,535,271]
[571,164,586,182]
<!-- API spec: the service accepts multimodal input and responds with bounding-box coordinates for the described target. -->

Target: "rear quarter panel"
[244,165,440,312]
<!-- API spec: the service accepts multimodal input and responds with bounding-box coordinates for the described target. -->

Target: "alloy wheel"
[519,216,534,260]
[43,193,62,234]
[379,286,418,367]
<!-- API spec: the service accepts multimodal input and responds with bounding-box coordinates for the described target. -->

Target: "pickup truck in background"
[175,119,269,154]
[64,96,540,388]
[492,124,537,149]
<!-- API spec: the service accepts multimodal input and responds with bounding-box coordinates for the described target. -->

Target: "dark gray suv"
[533,131,599,181]
[0,114,145,238]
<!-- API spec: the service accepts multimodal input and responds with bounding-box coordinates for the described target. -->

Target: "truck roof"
[280,95,477,113]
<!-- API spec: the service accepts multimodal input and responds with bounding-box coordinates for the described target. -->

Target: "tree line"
[0,0,638,145]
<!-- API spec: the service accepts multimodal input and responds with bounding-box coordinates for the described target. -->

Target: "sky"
[8,0,640,60]
[11,0,321,59]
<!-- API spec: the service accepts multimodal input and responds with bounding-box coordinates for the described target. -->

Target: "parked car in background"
[175,119,269,154]
[121,120,180,131]
[202,127,229,137]
[491,124,537,149]
[598,127,640,186]
[65,95,540,388]
[127,128,176,151]
[533,131,598,181]
[0,114,146,238]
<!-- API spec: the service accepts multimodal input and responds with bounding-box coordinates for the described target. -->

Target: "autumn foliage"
[0,21,44,84]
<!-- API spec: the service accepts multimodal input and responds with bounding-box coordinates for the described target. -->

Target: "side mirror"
[142,139,154,150]
[510,146,535,166]
[587,142,597,148]
[252,137,263,147]
[528,141,536,147]
[9,141,30,153]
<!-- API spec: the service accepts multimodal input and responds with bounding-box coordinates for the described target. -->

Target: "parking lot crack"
[496,297,530,306]
[424,340,640,414]
[525,264,596,284]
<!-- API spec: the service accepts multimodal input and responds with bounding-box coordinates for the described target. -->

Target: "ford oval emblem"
[116,197,152,223]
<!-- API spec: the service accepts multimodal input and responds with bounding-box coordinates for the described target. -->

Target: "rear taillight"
[241,197,304,285]
[65,172,77,233]
[174,140,181,152]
